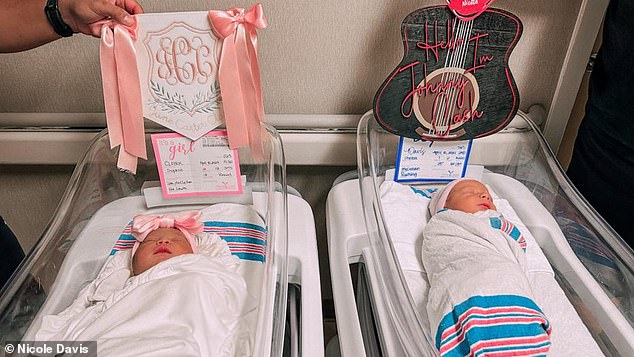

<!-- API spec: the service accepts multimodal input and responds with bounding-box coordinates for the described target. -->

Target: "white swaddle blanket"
[423,209,551,356]
[35,233,248,357]
[379,179,605,356]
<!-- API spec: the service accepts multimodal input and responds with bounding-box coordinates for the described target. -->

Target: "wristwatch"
[44,0,74,37]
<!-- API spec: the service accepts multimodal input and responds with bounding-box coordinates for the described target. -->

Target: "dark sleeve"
[567,0,634,241]
[0,216,25,289]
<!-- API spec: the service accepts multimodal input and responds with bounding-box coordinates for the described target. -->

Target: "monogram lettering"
[155,36,214,86]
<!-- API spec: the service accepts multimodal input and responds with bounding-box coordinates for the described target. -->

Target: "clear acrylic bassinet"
[0,124,288,357]
[356,110,634,356]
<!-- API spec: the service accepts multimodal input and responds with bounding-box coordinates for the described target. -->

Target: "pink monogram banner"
[98,5,267,173]
[135,12,224,140]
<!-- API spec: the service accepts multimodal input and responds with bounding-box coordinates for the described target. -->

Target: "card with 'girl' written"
[151,131,242,197]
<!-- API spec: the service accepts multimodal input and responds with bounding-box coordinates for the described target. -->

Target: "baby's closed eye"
[142,236,186,243]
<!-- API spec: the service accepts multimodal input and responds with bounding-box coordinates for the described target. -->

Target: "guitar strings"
[441,18,463,135]
[440,18,473,137]
[446,19,473,135]
[436,18,454,136]
[435,17,470,137]
[433,17,457,137]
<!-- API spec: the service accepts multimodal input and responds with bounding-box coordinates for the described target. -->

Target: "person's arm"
[0,0,143,53]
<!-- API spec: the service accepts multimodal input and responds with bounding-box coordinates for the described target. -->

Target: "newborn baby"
[129,211,203,275]
[131,227,195,274]
[423,179,552,356]
[36,211,248,357]
[432,178,497,214]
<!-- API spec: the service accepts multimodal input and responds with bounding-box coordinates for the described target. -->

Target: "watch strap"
[44,0,74,37]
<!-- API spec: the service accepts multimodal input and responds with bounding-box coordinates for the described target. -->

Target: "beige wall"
[1,0,581,117]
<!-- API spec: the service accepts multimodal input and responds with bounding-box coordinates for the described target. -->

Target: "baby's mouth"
[154,246,172,255]
[479,202,491,209]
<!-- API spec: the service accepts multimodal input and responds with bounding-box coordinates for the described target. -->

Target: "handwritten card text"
[152,131,242,197]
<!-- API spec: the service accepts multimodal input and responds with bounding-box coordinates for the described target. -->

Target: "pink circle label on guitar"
[447,0,495,21]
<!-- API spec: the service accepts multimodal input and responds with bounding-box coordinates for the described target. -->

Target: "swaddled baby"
[423,179,552,357]
[130,211,205,275]
[36,211,248,357]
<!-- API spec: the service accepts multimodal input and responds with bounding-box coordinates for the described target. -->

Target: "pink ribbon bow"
[130,211,204,257]
[208,4,267,158]
[98,17,146,174]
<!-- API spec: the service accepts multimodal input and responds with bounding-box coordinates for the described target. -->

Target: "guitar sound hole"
[413,67,480,137]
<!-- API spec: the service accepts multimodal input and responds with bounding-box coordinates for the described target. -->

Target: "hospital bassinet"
[327,110,634,356]
[0,124,322,357]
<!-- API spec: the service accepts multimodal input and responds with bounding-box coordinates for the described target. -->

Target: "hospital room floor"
[322,301,338,348]
[286,166,355,349]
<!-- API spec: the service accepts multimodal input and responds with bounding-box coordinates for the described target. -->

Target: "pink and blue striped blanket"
[423,209,551,356]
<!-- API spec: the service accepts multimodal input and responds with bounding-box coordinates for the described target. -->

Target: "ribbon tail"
[208,6,267,158]
[245,29,265,160]
[248,120,265,162]
[117,149,138,174]
[99,26,123,149]
[114,26,147,173]
[114,26,147,160]
[245,23,265,123]
[219,33,250,149]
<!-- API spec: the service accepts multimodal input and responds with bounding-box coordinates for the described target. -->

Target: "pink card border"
[151,131,243,198]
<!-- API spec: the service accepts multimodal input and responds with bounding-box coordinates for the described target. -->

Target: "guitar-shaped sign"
[373,5,522,141]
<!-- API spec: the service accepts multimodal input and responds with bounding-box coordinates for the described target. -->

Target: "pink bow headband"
[130,211,204,258]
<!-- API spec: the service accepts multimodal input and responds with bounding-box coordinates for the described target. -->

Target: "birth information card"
[394,138,472,182]
[152,131,242,197]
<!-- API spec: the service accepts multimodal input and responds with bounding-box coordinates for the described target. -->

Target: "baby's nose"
[156,238,171,245]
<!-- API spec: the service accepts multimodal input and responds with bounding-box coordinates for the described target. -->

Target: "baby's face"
[444,180,497,214]
[132,228,193,275]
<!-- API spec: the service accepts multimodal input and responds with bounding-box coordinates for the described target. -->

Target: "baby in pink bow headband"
[130,211,204,275]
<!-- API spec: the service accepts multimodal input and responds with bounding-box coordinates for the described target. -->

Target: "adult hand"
[59,0,144,37]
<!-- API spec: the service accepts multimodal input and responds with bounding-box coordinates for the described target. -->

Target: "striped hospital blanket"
[423,209,550,357]
[489,216,527,252]
[111,220,267,262]
[436,295,551,356]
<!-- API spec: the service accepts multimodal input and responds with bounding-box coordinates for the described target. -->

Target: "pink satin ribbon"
[98,17,146,174]
[130,211,204,257]
[208,4,267,156]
